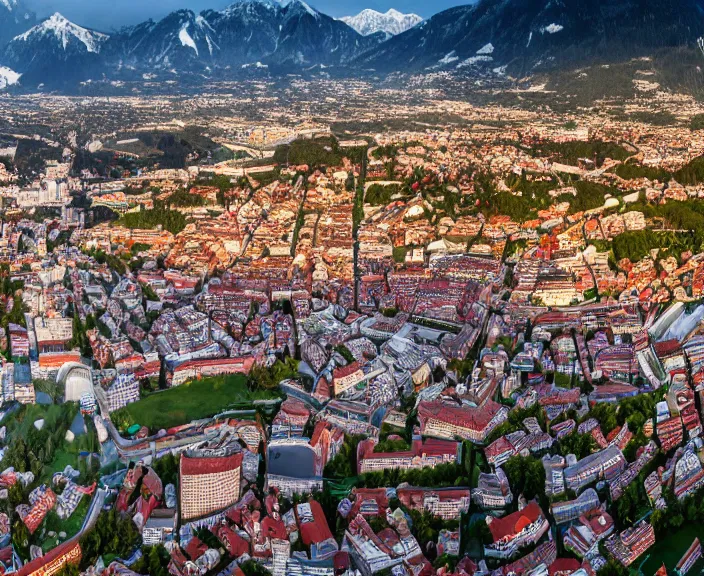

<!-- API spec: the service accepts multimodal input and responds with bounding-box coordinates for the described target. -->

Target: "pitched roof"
[488,501,543,542]
[16,540,81,576]
[333,361,362,379]
[485,436,514,459]
[261,515,287,540]
[296,500,333,546]
[184,536,208,561]
[418,399,504,431]
[548,558,581,576]
[213,525,249,557]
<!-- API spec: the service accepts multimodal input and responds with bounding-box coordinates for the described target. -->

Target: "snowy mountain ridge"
[340,8,422,37]
[2,0,704,91]
[1,2,381,86]
[15,12,108,53]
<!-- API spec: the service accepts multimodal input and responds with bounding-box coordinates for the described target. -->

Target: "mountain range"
[1,0,389,87]
[340,9,422,38]
[2,0,704,91]
[358,0,704,76]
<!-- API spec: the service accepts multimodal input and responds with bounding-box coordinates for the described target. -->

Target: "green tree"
[588,402,618,435]
[131,545,171,576]
[148,546,168,576]
[118,205,187,235]
[241,560,273,576]
[12,520,29,557]
[248,358,299,391]
[503,455,546,502]
[55,565,81,576]
[151,452,179,487]
[324,434,365,478]
[79,509,140,569]
[140,282,159,302]
[559,432,597,460]
[598,558,629,576]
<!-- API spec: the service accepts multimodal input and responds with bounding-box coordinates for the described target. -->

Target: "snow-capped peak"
[222,0,316,16]
[16,12,108,53]
[340,8,422,37]
[222,0,280,13]
[280,0,319,18]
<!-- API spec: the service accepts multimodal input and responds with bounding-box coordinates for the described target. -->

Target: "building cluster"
[11,103,704,576]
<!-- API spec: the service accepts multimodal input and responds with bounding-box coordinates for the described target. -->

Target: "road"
[77,487,107,536]
[238,174,303,257]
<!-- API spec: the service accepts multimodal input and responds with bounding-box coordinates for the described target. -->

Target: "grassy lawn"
[112,373,280,432]
[40,497,91,552]
[641,525,704,575]
[41,449,77,483]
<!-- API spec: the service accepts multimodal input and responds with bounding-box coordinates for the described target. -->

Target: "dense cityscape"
[5,0,704,574]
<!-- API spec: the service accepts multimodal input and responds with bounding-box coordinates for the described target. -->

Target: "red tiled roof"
[280,398,311,417]
[418,437,460,457]
[174,356,254,373]
[310,420,331,447]
[213,525,249,556]
[488,502,543,542]
[418,399,503,432]
[549,558,581,576]
[405,553,434,576]
[606,426,622,443]
[333,361,361,379]
[584,510,613,536]
[361,437,458,462]
[184,536,208,561]
[654,339,682,357]
[591,383,638,397]
[261,516,287,540]
[376,527,400,549]
[296,500,333,546]
[485,437,514,459]
[180,453,243,476]
[349,488,389,517]
[397,486,470,509]
[334,552,350,571]
[38,352,82,367]
[17,540,81,576]
[539,389,580,406]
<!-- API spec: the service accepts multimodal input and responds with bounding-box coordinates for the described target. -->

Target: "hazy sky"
[25,0,469,31]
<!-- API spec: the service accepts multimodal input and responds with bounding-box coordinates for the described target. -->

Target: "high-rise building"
[180,452,243,521]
